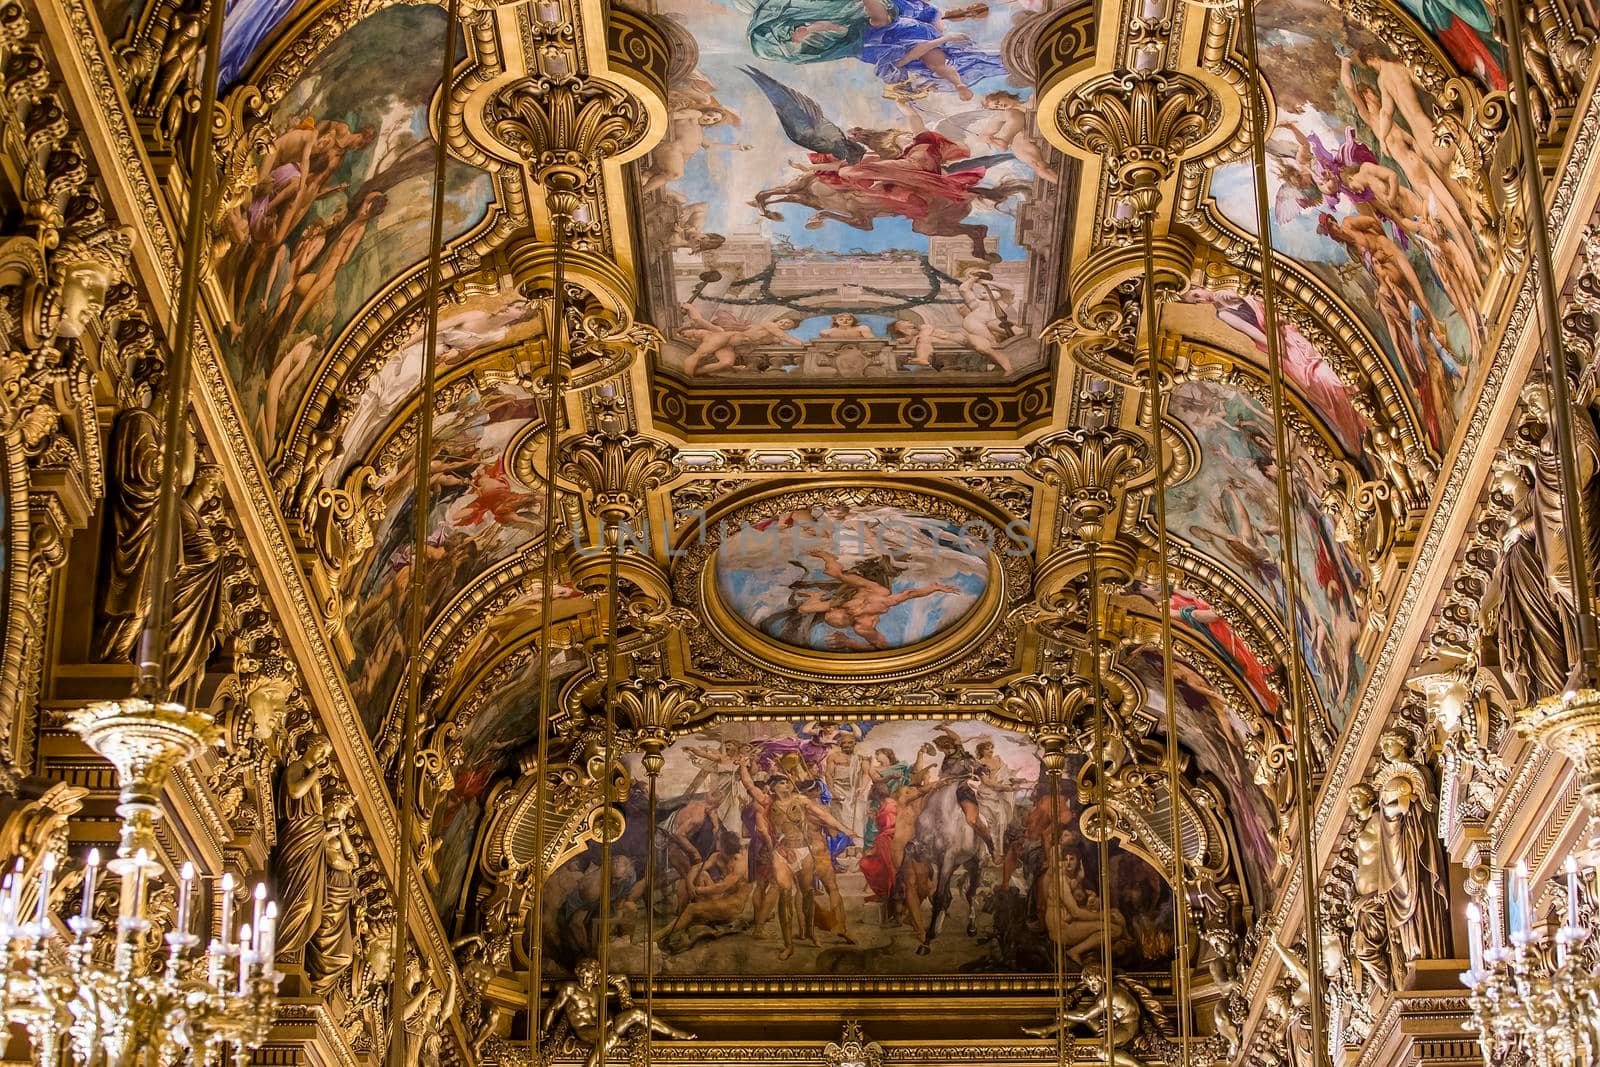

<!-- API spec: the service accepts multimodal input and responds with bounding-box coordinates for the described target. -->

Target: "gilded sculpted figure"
[1021,962,1166,1067]
[1483,457,1570,704]
[1344,783,1396,996]
[401,952,457,1067]
[542,958,695,1067]
[93,382,163,662]
[167,465,228,690]
[273,736,334,956]
[307,797,359,994]
[1373,731,1449,967]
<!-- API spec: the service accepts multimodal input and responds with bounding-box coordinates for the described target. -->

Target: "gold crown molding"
[650,368,1058,441]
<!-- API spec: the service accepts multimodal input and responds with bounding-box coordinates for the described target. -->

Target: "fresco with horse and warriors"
[540,721,1177,977]
[640,0,1067,382]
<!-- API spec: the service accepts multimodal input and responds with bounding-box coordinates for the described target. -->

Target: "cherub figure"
[818,313,876,339]
[980,90,1057,183]
[1021,962,1168,1067]
[678,305,805,375]
[542,958,695,1067]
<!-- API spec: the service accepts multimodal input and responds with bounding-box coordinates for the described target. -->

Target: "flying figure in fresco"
[744,0,1008,98]
[759,548,959,651]
[741,66,1027,260]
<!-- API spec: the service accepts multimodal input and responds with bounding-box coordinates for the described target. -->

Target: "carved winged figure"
[1021,962,1170,1067]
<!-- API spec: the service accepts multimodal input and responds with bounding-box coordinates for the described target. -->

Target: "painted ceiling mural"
[344,374,549,728]
[1165,377,1367,729]
[154,0,1522,1008]
[1128,648,1281,914]
[1211,0,1492,454]
[638,0,1065,382]
[213,3,495,462]
[712,505,990,652]
[540,720,1176,978]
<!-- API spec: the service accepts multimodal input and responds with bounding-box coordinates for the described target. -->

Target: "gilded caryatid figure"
[273,735,334,958]
[1343,782,1397,997]
[1372,731,1449,969]
[1021,962,1167,1067]
[542,958,695,1067]
[1483,454,1570,705]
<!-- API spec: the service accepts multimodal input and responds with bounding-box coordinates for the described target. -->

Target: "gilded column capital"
[612,671,709,777]
[1055,69,1218,217]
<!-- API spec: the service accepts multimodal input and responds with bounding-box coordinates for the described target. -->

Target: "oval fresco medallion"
[712,504,990,654]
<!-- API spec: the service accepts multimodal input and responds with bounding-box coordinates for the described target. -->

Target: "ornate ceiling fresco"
[64,0,1597,1051]
[140,0,1513,936]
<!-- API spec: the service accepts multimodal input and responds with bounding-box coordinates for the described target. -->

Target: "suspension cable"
[389,4,458,1064]
[595,520,623,1057]
[1238,1,1328,1057]
[527,179,571,1062]
[1087,546,1114,1067]
[1141,210,1193,1063]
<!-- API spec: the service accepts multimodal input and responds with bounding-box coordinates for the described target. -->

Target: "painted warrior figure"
[542,958,696,1067]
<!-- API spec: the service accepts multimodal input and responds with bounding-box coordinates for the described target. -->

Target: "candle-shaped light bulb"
[9,859,24,920]
[220,872,235,940]
[1466,902,1485,979]
[237,922,254,994]
[35,852,55,927]
[176,862,194,937]
[259,901,277,968]
[1513,861,1533,943]
[80,849,99,921]
[251,882,265,951]
[1488,878,1506,954]
[1,873,13,927]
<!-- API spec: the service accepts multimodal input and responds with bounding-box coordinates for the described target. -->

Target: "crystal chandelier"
[0,698,281,1067]
[1461,853,1600,1066]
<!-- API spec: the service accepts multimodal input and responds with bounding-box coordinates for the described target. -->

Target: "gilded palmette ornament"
[558,405,674,535]
[1027,426,1149,544]
[612,675,708,777]
[1000,673,1093,775]
[1058,70,1215,214]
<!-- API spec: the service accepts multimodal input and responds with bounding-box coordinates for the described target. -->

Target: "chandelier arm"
[1142,208,1193,1064]
[644,768,657,1067]
[389,3,460,1064]
[1049,763,1067,1067]
[595,518,623,1058]
[1500,0,1600,684]
[132,0,229,701]
[1238,2,1329,1058]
